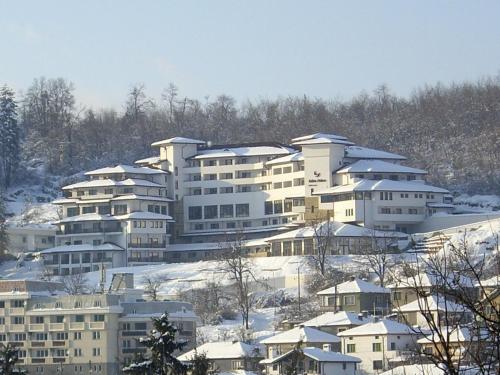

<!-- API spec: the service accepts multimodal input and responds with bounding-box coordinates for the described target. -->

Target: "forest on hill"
[1,76,499,194]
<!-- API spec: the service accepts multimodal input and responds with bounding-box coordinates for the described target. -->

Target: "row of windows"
[379,207,421,215]
[353,173,417,181]
[188,204,249,220]
[133,220,164,229]
[72,187,165,197]
[264,200,294,215]
[191,216,291,231]
[321,191,436,203]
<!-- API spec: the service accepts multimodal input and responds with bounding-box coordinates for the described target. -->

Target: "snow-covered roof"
[115,212,173,221]
[57,213,119,223]
[111,194,173,202]
[265,152,304,166]
[151,137,206,146]
[291,133,349,142]
[479,275,500,288]
[62,178,163,190]
[337,160,426,174]
[261,347,360,364]
[416,327,475,344]
[395,295,467,313]
[52,198,79,204]
[315,179,449,195]
[265,221,407,242]
[260,326,340,344]
[337,319,412,336]
[302,311,368,327]
[317,279,389,295]
[177,341,260,361]
[292,136,354,146]
[387,272,474,289]
[345,146,406,160]
[190,145,294,159]
[40,243,124,255]
[85,164,166,176]
[135,156,161,165]
[380,364,477,375]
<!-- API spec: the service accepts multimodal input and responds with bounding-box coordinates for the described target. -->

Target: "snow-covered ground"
[454,194,500,212]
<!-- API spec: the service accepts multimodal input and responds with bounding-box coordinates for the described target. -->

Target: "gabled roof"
[302,311,368,327]
[40,243,124,255]
[266,152,304,166]
[134,156,161,165]
[416,327,480,344]
[177,341,261,361]
[337,319,412,336]
[395,295,467,313]
[85,164,166,176]
[292,133,348,142]
[260,326,340,345]
[190,144,295,159]
[345,146,406,160]
[337,160,426,174]
[292,137,354,146]
[62,178,163,190]
[260,347,360,364]
[317,279,389,295]
[315,179,449,195]
[151,137,205,146]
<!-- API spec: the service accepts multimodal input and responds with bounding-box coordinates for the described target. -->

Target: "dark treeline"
[4,77,500,194]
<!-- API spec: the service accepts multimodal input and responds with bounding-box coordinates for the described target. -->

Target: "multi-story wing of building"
[40,132,460,271]
[0,275,197,375]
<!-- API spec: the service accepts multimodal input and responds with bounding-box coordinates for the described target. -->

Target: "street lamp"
[262,268,280,315]
[289,260,304,316]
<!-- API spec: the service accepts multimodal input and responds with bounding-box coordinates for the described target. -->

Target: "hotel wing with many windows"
[40,132,459,274]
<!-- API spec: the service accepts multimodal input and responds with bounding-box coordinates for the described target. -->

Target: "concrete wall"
[413,213,500,233]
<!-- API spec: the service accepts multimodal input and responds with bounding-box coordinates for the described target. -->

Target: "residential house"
[302,311,369,335]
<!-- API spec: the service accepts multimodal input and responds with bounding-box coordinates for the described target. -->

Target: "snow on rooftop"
[480,275,500,287]
[57,213,119,223]
[386,272,474,289]
[265,221,407,242]
[115,212,174,221]
[337,319,412,336]
[85,164,166,176]
[337,159,426,174]
[62,178,163,190]
[111,194,173,202]
[345,146,406,160]
[260,326,340,344]
[317,278,389,295]
[395,295,467,313]
[315,179,449,195]
[302,311,368,327]
[379,364,466,375]
[134,156,161,165]
[40,243,124,255]
[191,145,294,159]
[292,137,354,146]
[301,347,361,363]
[151,137,206,146]
[416,327,476,344]
[291,133,349,142]
[177,341,260,361]
[265,152,304,166]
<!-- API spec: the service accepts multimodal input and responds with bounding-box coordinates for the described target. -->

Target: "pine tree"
[123,313,187,375]
[0,194,8,260]
[0,86,19,188]
[0,344,26,374]
[189,352,211,375]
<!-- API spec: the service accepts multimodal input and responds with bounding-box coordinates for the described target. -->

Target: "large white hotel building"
[41,132,455,274]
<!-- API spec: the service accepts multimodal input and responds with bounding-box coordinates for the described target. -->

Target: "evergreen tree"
[0,344,26,374]
[0,194,8,260]
[123,313,187,375]
[0,86,19,188]
[189,352,211,375]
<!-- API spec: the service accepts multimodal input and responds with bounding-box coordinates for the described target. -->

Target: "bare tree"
[61,272,89,295]
[394,232,499,374]
[142,275,166,301]
[217,232,257,330]
[310,219,334,277]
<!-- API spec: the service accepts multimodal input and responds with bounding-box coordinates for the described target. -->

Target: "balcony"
[9,307,25,315]
[0,326,5,333]
[128,257,166,263]
[29,324,46,332]
[69,322,85,330]
[30,341,46,348]
[53,357,67,363]
[9,324,26,332]
[88,322,105,330]
[128,242,166,249]
[52,340,67,347]
[31,358,46,364]
[48,323,65,331]
[57,225,122,235]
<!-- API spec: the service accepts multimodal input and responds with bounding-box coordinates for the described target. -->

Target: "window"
[408,208,418,215]
[236,204,249,217]
[220,187,233,194]
[188,206,202,220]
[92,348,101,356]
[226,222,236,229]
[11,316,24,325]
[93,314,105,322]
[373,343,382,352]
[220,172,233,179]
[346,344,356,353]
[283,166,292,174]
[284,200,293,212]
[390,342,396,350]
[204,174,217,181]
[345,208,354,216]
[273,168,282,175]
[242,221,251,228]
[273,182,282,189]
[203,159,217,167]
[114,204,128,215]
[104,188,113,195]
[98,205,110,214]
[373,360,383,370]
[381,207,391,214]
[220,205,234,218]
[194,224,203,230]
[343,295,355,305]
[223,159,233,165]
[204,188,217,195]
[92,331,101,340]
[74,332,82,340]
[273,200,283,214]
[264,201,273,215]
[204,205,218,219]
[12,300,24,308]
[210,223,220,229]
[67,207,79,217]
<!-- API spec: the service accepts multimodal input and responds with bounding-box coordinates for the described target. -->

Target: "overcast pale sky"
[1,1,499,109]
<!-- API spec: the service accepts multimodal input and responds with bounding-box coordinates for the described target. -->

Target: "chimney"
[323,344,332,352]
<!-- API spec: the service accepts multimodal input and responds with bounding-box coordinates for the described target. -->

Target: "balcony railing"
[57,226,122,235]
[31,358,46,364]
[128,243,166,249]
[52,340,67,347]
[30,341,46,347]
[69,322,85,330]
[88,322,105,330]
[9,324,26,332]
[28,324,46,332]
[48,323,65,331]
